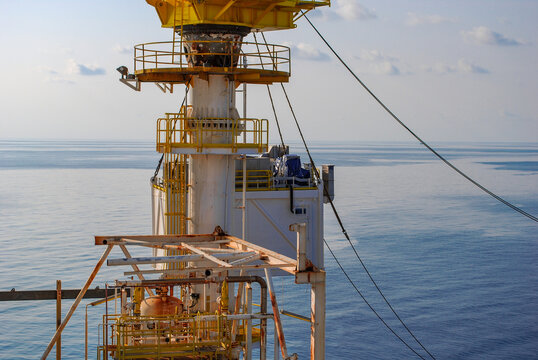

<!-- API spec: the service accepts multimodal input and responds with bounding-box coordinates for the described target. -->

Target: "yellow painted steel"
[133,287,144,315]
[146,0,330,31]
[221,280,229,313]
[98,313,261,359]
[163,152,188,271]
[133,40,291,85]
[156,114,268,153]
[235,169,272,190]
[152,106,191,271]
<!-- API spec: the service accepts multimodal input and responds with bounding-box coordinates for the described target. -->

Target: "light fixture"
[116,66,128,78]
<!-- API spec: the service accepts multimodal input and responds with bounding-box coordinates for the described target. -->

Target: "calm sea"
[0,140,537,359]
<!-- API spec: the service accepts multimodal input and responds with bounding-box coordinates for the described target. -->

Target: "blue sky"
[0,0,536,143]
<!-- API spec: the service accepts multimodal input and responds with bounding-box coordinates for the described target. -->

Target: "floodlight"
[116,66,129,77]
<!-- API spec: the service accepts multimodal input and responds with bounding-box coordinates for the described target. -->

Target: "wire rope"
[253,32,286,148]
[302,12,538,223]
[324,238,426,360]
[153,81,191,178]
[280,82,435,359]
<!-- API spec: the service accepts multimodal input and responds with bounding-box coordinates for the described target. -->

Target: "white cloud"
[356,49,397,63]
[37,59,106,83]
[67,59,106,76]
[406,12,455,26]
[372,61,400,76]
[426,59,489,74]
[461,26,523,46]
[36,66,75,84]
[354,49,401,75]
[285,42,330,61]
[311,0,376,21]
[456,59,488,74]
[45,76,76,84]
[113,44,132,54]
[334,0,376,21]
[429,62,456,74]
[37,66,59,75]
[499,110,531,123]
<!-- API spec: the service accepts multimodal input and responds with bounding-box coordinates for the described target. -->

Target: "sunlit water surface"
[0,140,537,359]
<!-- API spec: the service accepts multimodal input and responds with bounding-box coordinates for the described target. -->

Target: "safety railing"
[235,171,318,192]
[235,170,272,190]
[134,40,290,74]
[99,313,232,360]
[273,175,316,189]
[157,114,268,153]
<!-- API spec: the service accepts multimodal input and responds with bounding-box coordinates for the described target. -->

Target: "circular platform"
[135,66,289,85]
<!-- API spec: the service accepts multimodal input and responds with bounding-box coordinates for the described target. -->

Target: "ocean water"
[0,140,537,359]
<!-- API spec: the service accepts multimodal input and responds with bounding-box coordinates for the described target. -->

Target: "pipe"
[280,309,310,322]
[84,294,121,360]
[246,284,253,360]
[231,269,246,341]
[242,155,247,240]
[85,305,88,360]
[114,276,266,314]
[105,283,108,360]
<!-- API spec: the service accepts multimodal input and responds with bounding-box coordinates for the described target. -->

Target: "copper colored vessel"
[141,287,183,316]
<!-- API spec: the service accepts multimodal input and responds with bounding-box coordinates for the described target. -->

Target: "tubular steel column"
[311,272,326,360]
[56,280,61,360]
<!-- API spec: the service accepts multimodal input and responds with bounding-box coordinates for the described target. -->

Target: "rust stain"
[269,290,288,358]
[311,309,315,360]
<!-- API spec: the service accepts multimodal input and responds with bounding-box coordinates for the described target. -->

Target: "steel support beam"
[310,271,326,360]
[0,288,128,301]
[41,245,114,360]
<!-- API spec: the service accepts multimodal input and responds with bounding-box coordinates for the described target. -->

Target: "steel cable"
[258,31,431,357]
[153,81,190,179]
[279,82,435,359]
[323,238,426,360]
[302,12,538,224]
[253,32,286,148]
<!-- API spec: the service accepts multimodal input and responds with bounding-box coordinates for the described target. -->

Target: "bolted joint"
[289,222,306,232]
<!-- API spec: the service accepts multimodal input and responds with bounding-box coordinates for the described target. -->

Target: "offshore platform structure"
[40,0,333,359]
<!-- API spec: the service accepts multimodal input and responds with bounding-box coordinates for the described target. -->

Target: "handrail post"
[271,44,278,71]
[232,119,237,152]
[56,280,61,360]
[229,40,233,68]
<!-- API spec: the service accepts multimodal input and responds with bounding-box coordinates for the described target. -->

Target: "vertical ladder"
[163,107,189,270]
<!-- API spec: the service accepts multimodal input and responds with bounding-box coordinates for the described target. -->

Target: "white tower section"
[188,75,238,234]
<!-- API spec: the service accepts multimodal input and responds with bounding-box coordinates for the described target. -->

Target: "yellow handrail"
[134,40,290,75]
[157,115,268,153]
[100,313,236,359]
[235,170,272,190]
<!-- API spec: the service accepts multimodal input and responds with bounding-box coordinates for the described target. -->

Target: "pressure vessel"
[141,294,183,316]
